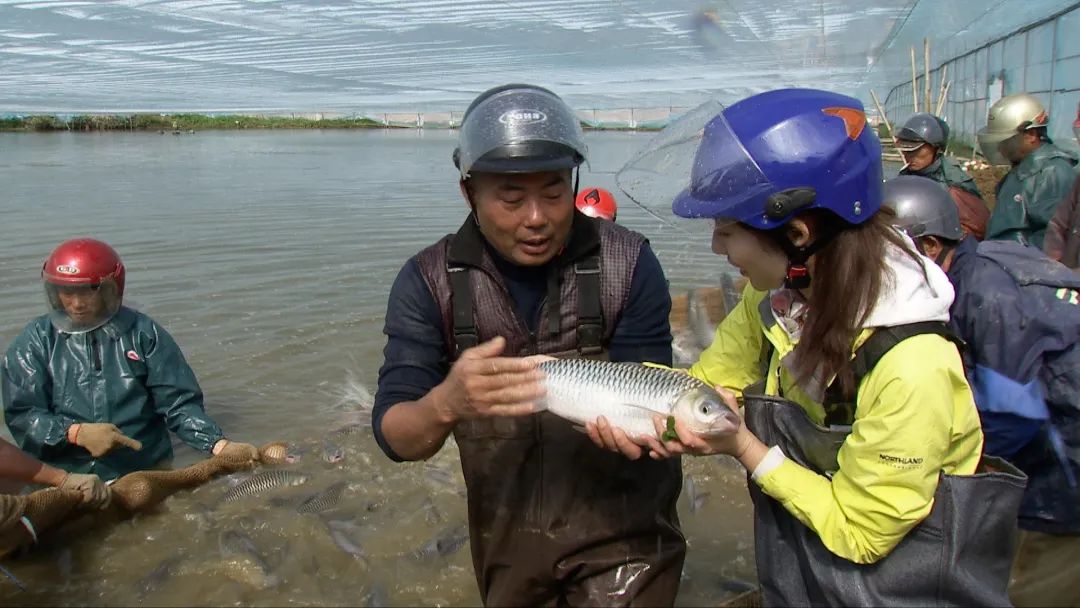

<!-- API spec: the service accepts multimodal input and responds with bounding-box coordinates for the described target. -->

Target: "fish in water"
[536,359,741,439]
[56,547,73,582]
[687,289,716,351]
[221,470,310,503]
[322,439,345,464]
[297,481,347,514]
[362,583,390,608]
[326,519,368,563]
[332,422,366,436]
[136,555,183,598]
[683,474,711,514]
[219,530,280,589]
[411,524,469,561]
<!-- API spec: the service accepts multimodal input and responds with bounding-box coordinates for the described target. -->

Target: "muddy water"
[0,129,758,605]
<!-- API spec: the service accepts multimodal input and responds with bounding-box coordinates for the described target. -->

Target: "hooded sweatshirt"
[690,233,984,564]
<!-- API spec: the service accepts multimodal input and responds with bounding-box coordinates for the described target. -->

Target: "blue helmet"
[672,89,883,230]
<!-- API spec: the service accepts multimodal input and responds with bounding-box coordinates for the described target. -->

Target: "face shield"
[977,128,1022,166]
[44,278,121,334]
[615,99,735,237]
[455,87,588,178]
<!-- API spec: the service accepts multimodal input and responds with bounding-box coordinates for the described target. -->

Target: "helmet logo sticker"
[822,107,866,140]
[55,265,79,274]
[498,110,547,125]
[126,350,141,361]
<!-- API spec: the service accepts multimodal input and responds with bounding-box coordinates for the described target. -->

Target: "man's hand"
[58,473,110,509]
[70,423,142,458]
[428,336,547,425]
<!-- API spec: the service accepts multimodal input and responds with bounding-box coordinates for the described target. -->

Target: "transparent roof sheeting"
[0,0,1075,114]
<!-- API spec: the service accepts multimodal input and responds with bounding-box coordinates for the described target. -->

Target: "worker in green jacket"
[978,93,1078,248]
[2,238,258,481]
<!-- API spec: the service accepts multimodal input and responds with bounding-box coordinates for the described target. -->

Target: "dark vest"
[415,214,685,605]
[748,314,1026,606]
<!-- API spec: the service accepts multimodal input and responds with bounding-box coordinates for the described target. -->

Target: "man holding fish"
[372,84,686,606]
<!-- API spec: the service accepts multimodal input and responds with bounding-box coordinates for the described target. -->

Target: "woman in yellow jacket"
[593,89,1027,606]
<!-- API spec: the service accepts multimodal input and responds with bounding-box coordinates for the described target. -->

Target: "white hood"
[863,231,954,328]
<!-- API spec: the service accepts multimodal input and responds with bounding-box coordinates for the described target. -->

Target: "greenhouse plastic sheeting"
[0,0,1076,127]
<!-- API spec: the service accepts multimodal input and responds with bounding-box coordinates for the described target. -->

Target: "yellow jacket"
[691,251,983,565]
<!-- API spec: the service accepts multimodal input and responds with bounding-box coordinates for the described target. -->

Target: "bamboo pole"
[871,89,909,171]
[911,47,919,112]
[936,65,948,114]
[924,38,931,117]
[935,81,952,116]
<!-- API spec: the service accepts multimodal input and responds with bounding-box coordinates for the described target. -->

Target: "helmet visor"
[457,88,588,178]
[895,139,927,153]
[977,128,1020,166]
[44,279,121,333]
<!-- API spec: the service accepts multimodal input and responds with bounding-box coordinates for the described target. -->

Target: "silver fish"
[362,584,389,608]
[332,422,366,436]
[297,481,347,514]
[537,359,740,439]
[322,439,345,464]
[411,524,469,561]
[221,470,310,503]
[687,289,716,350]
[136,556,182,598]
[683,474,711,515]
[326,519,368,563]
[219,530,280,589]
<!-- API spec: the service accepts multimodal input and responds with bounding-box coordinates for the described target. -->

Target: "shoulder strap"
[449,265,478,357]
[822,321,961,425]
[575,255,603,355]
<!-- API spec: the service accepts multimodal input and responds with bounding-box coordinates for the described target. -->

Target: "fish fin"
[661,415,678,442]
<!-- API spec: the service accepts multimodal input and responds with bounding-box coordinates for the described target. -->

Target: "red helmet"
[42,238,125,333]
[575,187,618,221]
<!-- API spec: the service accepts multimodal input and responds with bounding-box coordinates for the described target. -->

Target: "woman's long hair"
[767,207,925,397]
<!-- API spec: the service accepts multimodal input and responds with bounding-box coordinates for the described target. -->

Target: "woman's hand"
[645,387,770,471]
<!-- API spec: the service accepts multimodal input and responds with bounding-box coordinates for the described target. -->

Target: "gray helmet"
[895,112,948,151]
[883,175,963,241]
[453,84,588,178]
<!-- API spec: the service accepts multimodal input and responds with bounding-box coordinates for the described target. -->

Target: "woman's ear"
[785,218,812,248]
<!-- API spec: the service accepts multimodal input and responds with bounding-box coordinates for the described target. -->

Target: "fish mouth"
[696,409,742,437]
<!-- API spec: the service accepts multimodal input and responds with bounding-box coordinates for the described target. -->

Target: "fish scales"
[297,481,346,514]
[222,470,310,503]
[538,359,739,438]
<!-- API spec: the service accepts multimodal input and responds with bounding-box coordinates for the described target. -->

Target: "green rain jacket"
[987,142,1078,249]
[1,307,224,480]
[901,155,984,199]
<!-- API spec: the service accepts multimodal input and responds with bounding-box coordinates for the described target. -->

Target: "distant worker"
[895,112,990,239]
[2,238,259,481]
[978,93,1077,248]
[1043,102,1080,271]
[575,186,618,221]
